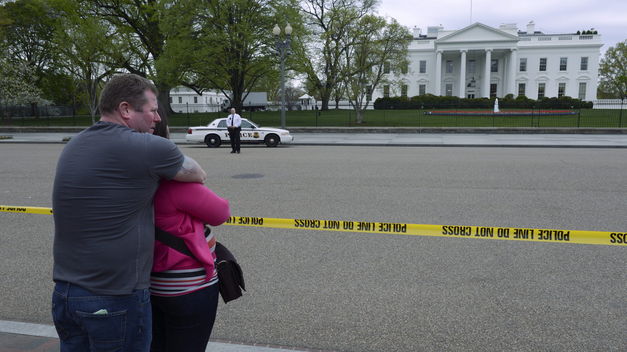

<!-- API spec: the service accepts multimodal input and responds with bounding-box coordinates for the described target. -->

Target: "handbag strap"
[156,227,231,265]
[155,227,195,258]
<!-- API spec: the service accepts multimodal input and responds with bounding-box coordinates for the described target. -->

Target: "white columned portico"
[435,50,442,95]
[483,49,492,98]
[459,50,467,98]
[508,48,518,96]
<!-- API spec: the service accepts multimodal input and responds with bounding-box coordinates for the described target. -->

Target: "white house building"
[169,86,227,113]
[378,21,603,101]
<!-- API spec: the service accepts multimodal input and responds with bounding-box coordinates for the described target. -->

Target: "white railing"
[592,99,626,109]
[521,35,598,42]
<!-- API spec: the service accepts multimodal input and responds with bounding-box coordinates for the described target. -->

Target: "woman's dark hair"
[99,74,158,115]
[153,103,169,139]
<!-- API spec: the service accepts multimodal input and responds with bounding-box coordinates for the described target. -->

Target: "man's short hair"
[99,74,158,115]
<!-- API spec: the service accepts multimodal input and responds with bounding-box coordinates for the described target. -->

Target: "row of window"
[170,96,199,104]
[382,82,587,100]
[383,84,426,98]
[520,82,587,100]
[385,56,589,75]
[521,57,588,72]
[169,96,226,104]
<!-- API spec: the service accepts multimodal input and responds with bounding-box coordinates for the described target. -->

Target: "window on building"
[558,82,566,97]
[419,84,426,96]
[194,96,198,103]
[366,86,373,101]
[178,97,182,104]
[578,82,587,100]
[539,58,547,71]
[445,83,453,96]
[580,57,588,71]
[490,83,497,98]
[518,83,526,97]
[384,62,390,74]
[491,59,498,72]
[519,58,527,72]
[560,57,567,71]
[419,60,426,73]
[446,60,453,74]
[383,85,390,97]
[401,63,408,74]
[468,60,476,73]
[401,85,408,97]
[538,83,546,99]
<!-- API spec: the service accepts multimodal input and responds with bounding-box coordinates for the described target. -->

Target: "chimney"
[427,25,442,36]
[526,21,535,34]
[413,26,421,38]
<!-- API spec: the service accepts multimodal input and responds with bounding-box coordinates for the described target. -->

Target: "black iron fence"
[1,101,625,128]
[1,104,75,118]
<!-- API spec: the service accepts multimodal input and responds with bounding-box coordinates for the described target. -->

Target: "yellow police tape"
[2,205,626,247]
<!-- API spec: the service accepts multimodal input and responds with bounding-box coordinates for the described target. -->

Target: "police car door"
[241,120,263,143]
[217,119,231,141]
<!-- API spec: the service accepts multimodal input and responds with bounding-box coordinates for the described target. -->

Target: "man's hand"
[172,155,207,183]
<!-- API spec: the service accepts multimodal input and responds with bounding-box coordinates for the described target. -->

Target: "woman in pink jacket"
[150,118,230,352]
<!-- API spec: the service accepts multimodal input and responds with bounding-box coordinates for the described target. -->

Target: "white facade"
[169,86,227,113]
[378,22,603,101]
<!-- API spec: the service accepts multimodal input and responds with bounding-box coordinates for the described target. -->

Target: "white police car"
[186,118,294,148]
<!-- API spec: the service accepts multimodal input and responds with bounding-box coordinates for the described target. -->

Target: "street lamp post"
[273,23,292,129]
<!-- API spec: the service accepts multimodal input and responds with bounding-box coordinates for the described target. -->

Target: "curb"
[2,126,627,134]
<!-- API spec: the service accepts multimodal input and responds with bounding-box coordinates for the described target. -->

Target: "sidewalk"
[1,129,627,147]
[0,320,312,352]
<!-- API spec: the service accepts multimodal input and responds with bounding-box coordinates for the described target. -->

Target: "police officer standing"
[227,107,242,154]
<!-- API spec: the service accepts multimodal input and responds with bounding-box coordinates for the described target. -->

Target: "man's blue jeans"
[52,281,152,352]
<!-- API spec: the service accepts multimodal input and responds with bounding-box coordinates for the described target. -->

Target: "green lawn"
[2,108,625,128]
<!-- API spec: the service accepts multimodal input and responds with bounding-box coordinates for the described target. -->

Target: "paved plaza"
[1,139,625,352]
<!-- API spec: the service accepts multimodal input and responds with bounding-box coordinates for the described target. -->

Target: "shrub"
[373,95,591,110]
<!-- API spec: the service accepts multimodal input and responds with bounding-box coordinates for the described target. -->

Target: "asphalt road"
[1,143,625,352]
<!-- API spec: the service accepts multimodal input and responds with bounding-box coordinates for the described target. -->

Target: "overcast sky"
[377,0,627,54]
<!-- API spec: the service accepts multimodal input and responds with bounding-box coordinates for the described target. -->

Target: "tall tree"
[0,0,63,108]
[599,40,627,99]
[0,56,45,119]
[342,16,410,123]
[51,0,117,121]
[157,0,301,111]
[299,0,377,110]
[0,0,58,78]
[80,0,173,111]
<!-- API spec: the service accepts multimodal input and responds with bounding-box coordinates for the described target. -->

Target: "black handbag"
[155,226,245,303]
[214,242,246,303]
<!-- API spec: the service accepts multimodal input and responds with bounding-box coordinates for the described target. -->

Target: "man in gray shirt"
[51,74,206,351]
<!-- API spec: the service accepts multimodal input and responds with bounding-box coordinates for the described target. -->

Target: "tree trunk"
[157,84,173,115]
[355,108,364,124]
[231,89,244,112]
[31,102,38,118]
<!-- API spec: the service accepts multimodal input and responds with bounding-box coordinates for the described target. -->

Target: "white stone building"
[169,86,227,113]
[378,22,603,101]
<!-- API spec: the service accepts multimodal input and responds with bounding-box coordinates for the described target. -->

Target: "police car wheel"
[264,134,279,147]
[205,134,221,148]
